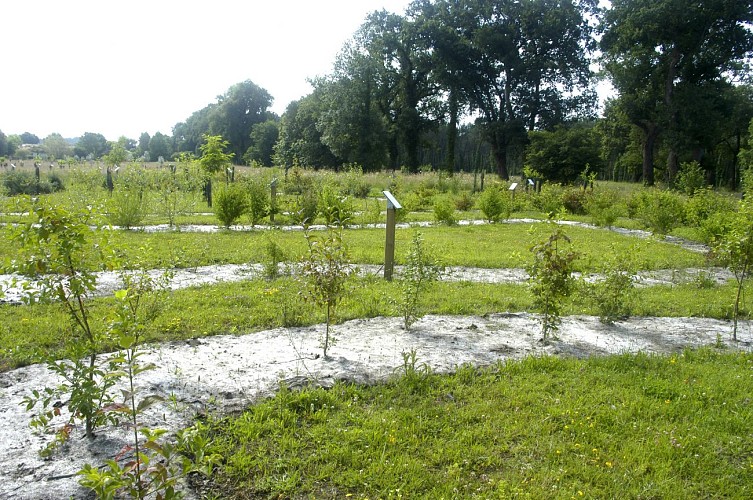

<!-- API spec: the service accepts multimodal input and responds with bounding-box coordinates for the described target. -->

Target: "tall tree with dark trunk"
[601,0,753,186]
[437,0,597,179]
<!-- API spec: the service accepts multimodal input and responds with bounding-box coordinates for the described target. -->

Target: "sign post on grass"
[383,191,402,281]
[270,178,278,223]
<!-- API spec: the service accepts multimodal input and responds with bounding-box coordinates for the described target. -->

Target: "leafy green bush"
[561,186,589,215]
[107,188,148,229]
[214,183,249,228]
[2,171,63,195]
[532,183,565,216]
[675,161,706,196]
[318,184,353,226]
[633,189,686,234]
[476,184,510,222]
[583,247,636,325]
[433,195,456,225]
[243,177,270,226]
[453,191,475,211]
[527,223,579,340]
[685,188,737,228]
[289,189,319,225]
[584,188,623,228]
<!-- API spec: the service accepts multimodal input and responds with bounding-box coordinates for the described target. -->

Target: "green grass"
[0,221,707,273]
[2,277,748,371]
[192,349,753,499]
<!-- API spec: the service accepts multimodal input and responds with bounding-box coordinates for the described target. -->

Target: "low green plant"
[432,195,456,225]
[300,227,353,357]
[213,183,249,228]
[633,188,686,235]
[527,223,579,340]
[243,176,270,226]
[290,188,319,225]
[476,183,510,222]
[584,188,622,228]
[398,231,441,330]
[584,246,637,324]
[453,191,475,211]
[107,187,149,229]
[532,182,565,216]
[713,199,753,340]
[675,160,706,195]
[262,238,287,280]
[318,184,353,226]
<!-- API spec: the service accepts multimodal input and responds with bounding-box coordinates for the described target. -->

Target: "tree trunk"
[491,141,509,180]
[445,89,458,175]
[642,123,659,186]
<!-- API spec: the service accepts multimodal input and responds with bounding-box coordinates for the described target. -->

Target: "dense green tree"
[7,135,22,158]
[275,95,342,169]
[137,132,150,156]
[103,143,129,166]
[116,136,137,152]
[73,132,109,159]
[0,130,7,157]
[210,80,273,162]
[435,0,597,179]
[601,0,753,186]
[20,132,40,144]
[411,0,478,174]
[315,45,390,171]
[244,120,279,166]
[41,133,72,160]
[358,10,435,172]
[526,123,603,184]
[148,132,172,162]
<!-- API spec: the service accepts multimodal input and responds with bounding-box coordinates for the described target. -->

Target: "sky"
[1,0,414,141]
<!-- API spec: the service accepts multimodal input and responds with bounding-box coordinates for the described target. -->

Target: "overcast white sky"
[1,0,414,141]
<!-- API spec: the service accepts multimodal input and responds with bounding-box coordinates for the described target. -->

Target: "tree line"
[2,0,752,188]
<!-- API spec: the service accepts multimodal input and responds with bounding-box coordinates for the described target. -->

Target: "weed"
[398,231,441,330]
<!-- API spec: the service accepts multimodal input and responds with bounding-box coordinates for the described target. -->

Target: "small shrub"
[476,184,511,222]
[300,227,353,358]
[262,238,287,280]
[675,160,706,196]
[527,223,579,340]
[454,191,475,211]
[585,188,623,228]
[634,189,686,235]
[107,188,148,229]
[584,247,636,325]
[318,184,353,226]
[685,188,737,228]
[243,177,270,226]
[433,195,456,225]
[214,183,249,228]
[398,231,441,330]
[290,189,319,225]
[561,186,590,215]
[532,183,565,216]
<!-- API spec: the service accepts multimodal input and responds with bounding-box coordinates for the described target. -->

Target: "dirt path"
[0,312,751,499]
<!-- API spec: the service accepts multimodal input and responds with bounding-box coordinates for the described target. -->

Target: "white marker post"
[383,190,402,281]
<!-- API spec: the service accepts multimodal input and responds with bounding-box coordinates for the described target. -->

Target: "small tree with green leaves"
[585,245,637,325]
[527,223,579,341]
[199,135,234,208]
[77,269,205,499]
[300,227,353,358]
[213,183,249,228]
[399,231,441,330]
[714,199,753,340]
[8,201,118,443]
